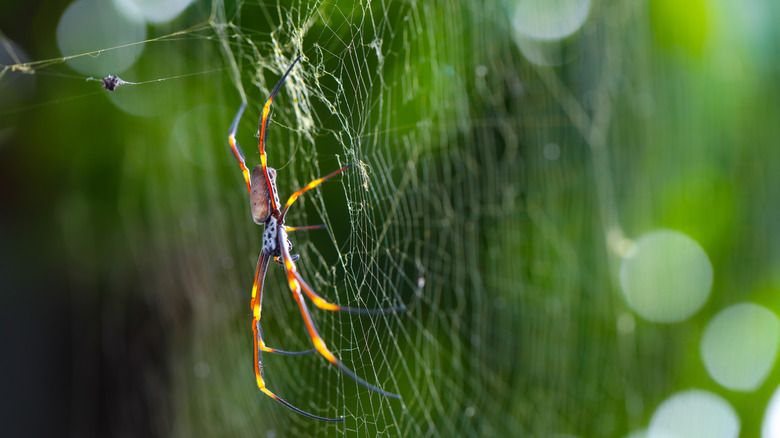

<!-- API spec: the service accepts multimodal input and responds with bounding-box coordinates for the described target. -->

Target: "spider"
[226,55,404,422]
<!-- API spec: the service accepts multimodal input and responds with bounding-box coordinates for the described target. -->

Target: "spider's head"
[250,166,277,224]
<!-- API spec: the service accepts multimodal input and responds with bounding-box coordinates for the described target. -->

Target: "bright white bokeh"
[700,303,780,391]
[763,383,780,438]
[511,0,591,41]
[620,230,713,323]
[113,0,196,24]
[647,389,739,438]
[56,0,146,75]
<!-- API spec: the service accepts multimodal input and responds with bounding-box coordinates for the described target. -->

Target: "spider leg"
[280,164,355,220]
[252,251,314,356]
[291,269,406,315]
[279,164,404,314]
[254,354,343,422]
[258,55,301,214]
[278,227,401,400]
[276,225,327,264]
[257,387,343,422]
[227,102,252,194]
[251,252,337,421]
[274,255,299,265]
[285,224,328,232]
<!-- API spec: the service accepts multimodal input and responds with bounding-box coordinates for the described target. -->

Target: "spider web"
[3,0,723,437]
[197,1,592,435]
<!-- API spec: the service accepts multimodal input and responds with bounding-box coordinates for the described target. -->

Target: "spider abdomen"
[250,166,279,225]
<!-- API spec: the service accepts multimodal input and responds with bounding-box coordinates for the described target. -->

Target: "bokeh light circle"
[620,230,713,323]
[105,42,188,117]
[514,36,569,66]
[56,0,146,76]
[648,389,739,438]
[763,383,780,438]
[113,0,196,24]
[700,303,779,391]
[171,105,223,168]
[512,0,591,41]
[544,142,561,160]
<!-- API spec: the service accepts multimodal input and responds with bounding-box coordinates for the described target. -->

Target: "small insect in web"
[86,75,137,92]
[226,55,405,422]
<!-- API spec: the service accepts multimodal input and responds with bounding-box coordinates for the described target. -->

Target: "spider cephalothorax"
[226,55,404,421]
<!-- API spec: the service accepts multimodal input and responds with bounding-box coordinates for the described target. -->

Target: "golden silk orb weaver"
[226,55,405,421]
